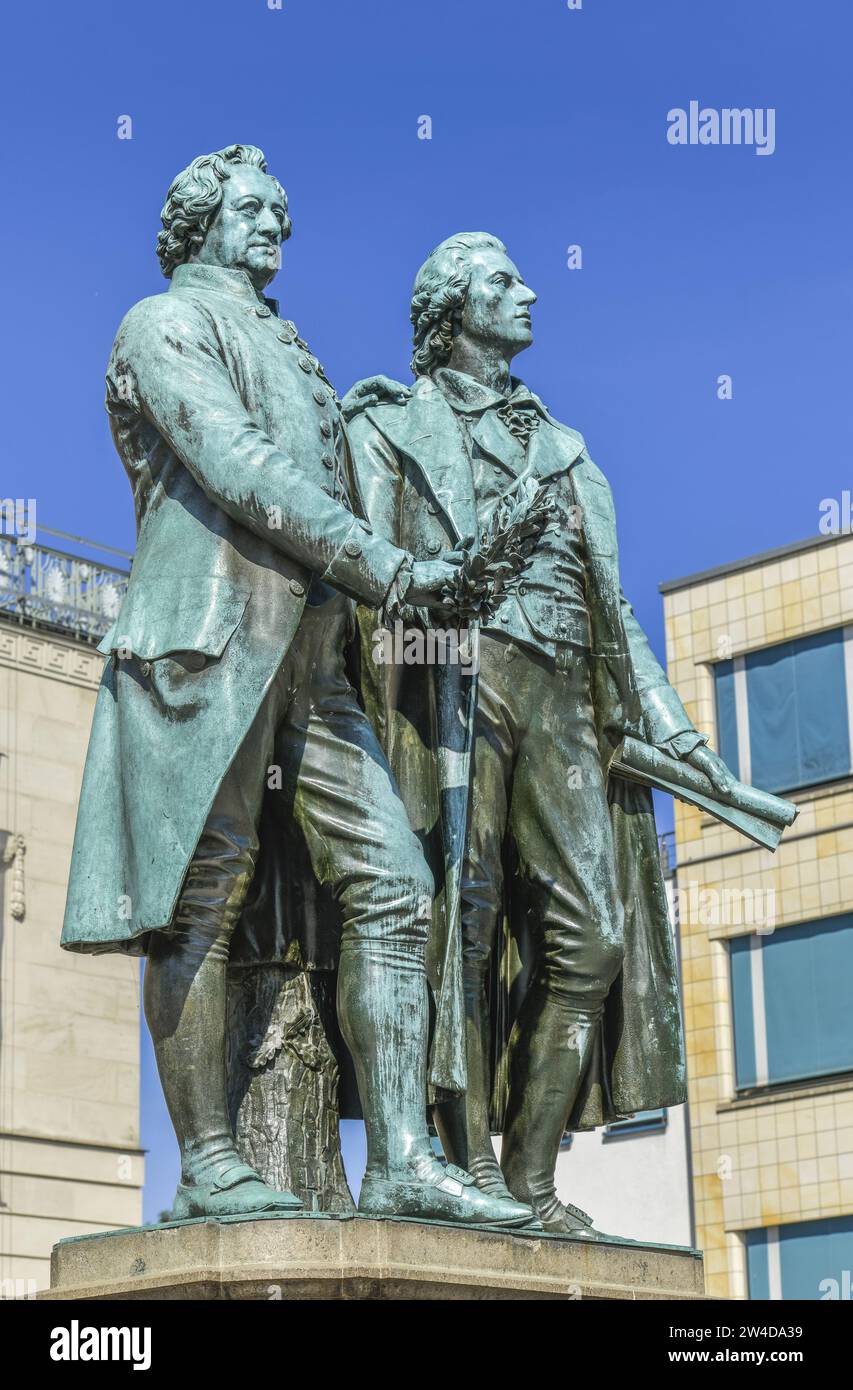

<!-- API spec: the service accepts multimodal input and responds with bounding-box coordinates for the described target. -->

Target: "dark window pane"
[746,630,850,793]
[730,914,853,1090]
[714,659,740,779]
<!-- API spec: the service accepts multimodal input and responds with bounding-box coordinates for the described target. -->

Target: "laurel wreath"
[443,479,553,624]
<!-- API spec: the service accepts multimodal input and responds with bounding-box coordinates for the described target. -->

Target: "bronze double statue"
[62,145,796,1236]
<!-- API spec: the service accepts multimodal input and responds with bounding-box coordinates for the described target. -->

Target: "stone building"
[662,531,853,1299]
[0,528,142,1296]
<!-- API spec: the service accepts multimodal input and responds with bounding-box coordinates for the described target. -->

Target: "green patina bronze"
[345,232,786,1236]
[61,150,535,1231]
[61,152,794,1245]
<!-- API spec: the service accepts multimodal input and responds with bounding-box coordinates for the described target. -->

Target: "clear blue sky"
[4,0,850,1221]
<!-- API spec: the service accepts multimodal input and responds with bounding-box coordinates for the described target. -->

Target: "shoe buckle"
[211,1161,261,1194]
[563,1200,593,1228]
[443,1163,476,1187]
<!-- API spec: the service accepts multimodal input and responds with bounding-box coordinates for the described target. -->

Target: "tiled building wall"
[664,533,853,1299]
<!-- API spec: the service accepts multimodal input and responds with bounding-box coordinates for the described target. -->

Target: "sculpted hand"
[340,375,412,422]
[406,549,469,612]
[685,744,736,797]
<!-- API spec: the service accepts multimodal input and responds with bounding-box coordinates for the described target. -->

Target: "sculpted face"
[457,247,537,359]
[192,165,287,290]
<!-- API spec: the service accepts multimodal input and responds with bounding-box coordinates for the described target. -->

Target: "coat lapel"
[527,416,586,481]
[523,414,625,637]
[470,410,524,477]
[366,379,478,543]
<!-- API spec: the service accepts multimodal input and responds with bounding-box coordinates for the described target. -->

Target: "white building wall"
[511,868,694,1247]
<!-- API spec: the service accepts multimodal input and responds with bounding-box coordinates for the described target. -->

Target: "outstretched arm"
[620,591,733,793]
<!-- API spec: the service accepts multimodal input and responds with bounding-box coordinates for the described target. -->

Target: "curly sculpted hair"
[409,232,506,377]
[156,144,292,279]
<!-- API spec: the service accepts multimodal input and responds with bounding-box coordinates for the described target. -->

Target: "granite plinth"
[42,1213,705,1301]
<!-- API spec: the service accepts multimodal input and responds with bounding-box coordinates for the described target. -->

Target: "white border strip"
[766,1225,782,1300]
[733,654,752,784]
[750,933,769,1088]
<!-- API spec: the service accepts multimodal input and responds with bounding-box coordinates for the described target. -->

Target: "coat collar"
[365,377,477,542]
[432,367,545,417]
[434,367,585,482]
[364,374,587,539]
[170,263,280,316]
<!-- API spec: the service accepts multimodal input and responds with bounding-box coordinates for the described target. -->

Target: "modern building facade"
[0,528,142,1296]
[662,531,853,1299]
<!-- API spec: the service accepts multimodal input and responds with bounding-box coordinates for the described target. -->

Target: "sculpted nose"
[519,284,537,307]
[256,206,280,239]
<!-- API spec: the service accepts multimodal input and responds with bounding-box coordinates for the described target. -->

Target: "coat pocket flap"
[96,576,251,660]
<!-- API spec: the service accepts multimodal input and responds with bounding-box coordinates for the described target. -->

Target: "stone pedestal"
[42,1214,705,1300]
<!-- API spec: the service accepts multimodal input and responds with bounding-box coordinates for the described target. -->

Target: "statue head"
[410,233,537,377]
[156,144,292,291]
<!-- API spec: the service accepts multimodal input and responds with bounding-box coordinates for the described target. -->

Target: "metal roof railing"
[0,535,129,644]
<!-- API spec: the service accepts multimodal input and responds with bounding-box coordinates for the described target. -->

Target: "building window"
[730,914,853,1090]
[603,1108,667,1139]
[746,1216,853,1299]
[714,628,853,794]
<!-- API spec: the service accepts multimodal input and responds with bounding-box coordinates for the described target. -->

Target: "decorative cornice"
[0,622,104,690]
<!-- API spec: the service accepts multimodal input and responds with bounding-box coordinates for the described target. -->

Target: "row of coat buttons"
[493,609,574,638]
[320,416,334,469]
[288,329,337,457]
[252,305,338,478]
[251,305,332,401]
